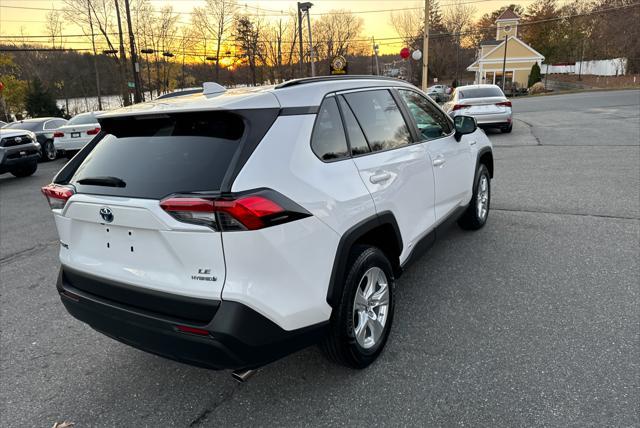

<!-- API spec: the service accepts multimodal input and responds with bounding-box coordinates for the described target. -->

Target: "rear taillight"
[41,184,75,210]
[160,190,309,231]
[452,104,470,111]
[53,132,64,138]
[86,127,101,135]
[495,101,512,108]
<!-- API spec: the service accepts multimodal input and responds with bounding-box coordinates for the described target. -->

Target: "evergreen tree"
[528,63,542,88]
[25,78,63,118]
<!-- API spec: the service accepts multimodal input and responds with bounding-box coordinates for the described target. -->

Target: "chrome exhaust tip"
[231,369,256,383]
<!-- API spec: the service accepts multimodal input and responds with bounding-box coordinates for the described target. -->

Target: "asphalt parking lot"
[1,90,638,427]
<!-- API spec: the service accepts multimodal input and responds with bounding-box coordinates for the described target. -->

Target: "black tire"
[10,161,37,177]
[501,123,513,133]
[41,139,57,162]
[458,163,491,230]
[321,245,395,369]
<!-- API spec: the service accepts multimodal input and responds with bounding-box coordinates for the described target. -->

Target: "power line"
[2,2,637,47]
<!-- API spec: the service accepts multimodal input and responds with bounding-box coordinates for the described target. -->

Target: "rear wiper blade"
[76,176,126,187]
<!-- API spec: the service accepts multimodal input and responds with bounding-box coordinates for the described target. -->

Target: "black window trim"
[394,87,456,144]
[336,94,372,157]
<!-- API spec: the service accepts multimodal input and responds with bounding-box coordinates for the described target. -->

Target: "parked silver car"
[443,84,512,133]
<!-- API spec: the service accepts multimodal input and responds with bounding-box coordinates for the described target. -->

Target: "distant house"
[467,9,544,89]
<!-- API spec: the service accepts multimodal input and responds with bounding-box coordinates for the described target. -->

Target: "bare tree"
[312,10,365,64]
[192,0,237,82]
[442,0,477,81]
[45,9,64,49]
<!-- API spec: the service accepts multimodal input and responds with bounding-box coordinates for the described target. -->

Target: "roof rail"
[275,75,406,89]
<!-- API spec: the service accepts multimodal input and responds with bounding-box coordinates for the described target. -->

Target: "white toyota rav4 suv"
[43,76,493,377]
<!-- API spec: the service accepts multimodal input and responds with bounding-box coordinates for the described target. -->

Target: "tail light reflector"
[160,190,308,231]
[41,184,75,210]
[53,132,64,138]
[176,325,210,336]
[86,127,101,135]
[452,104,470,111]
[496,101,512,107]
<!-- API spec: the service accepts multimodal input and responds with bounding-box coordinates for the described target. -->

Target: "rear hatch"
[52,111,248,302]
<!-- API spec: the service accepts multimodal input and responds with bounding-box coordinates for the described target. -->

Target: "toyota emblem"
[99,207,114,223]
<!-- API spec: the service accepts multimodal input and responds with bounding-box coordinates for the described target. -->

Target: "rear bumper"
[54,138,90,151]
[452,110,512,126]
[57,268,327,370]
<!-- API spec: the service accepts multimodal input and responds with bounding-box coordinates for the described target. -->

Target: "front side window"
[343,90,411,152]
[310,97,349,161]
[399,90,453,140]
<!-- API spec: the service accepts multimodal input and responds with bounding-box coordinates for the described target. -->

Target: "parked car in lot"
[0,128,41,177]
[3,117,68,161]
[0,121,7,128]
[54,112,102,158]
[42,76,493,378]
[426,84,449,103]
[443,84,513,133]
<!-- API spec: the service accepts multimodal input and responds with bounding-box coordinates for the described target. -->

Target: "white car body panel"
[352,144,436,263]
[425,133,475,220]
[55,193,225,301]
[221,216,337,330]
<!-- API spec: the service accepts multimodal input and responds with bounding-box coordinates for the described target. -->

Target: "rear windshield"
[68,113,97,125]
[70,112,245,199]
[4,121,43,131]
[458,87,504,99]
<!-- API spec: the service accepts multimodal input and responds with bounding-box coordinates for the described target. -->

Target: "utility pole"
[297,3,304,77]
[578,38,585,81]
[373,39,380,76]
[124,0,142,103]
[421,0,429,90]
[141,49,154,100]
[87,0,102,110]
[114,0,130,106]
[501,34,508,91]
[304,4,315,77]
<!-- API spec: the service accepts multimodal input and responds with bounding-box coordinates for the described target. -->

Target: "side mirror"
[454,115,477,141]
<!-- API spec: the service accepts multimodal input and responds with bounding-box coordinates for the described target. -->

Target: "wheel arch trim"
[326,211,402,308]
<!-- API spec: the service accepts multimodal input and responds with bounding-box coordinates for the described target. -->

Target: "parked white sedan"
[443,84,513,133]
[53,111,102,158]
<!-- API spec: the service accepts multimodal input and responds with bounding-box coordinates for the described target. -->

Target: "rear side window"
[343,90,411,152]
[311,97,349,161]
[337,96,370,156]
[70,111,245,199]
[458,87,504,99]
[68,114,97,125]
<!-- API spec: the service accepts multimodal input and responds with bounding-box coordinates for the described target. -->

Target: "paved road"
[1,90,638,427]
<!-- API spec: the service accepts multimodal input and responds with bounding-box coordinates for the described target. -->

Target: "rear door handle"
[369,172,391,184]
[432,157,446,167]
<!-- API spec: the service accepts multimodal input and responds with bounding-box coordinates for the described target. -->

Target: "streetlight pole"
[421,0,429,90]
[298,2,314,77]
[297,3,304,76]
[501,34,508,91]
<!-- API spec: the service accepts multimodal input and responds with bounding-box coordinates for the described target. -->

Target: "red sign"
[400,47,410,59]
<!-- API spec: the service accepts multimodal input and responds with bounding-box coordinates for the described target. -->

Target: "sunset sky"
[0,0,546,54]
